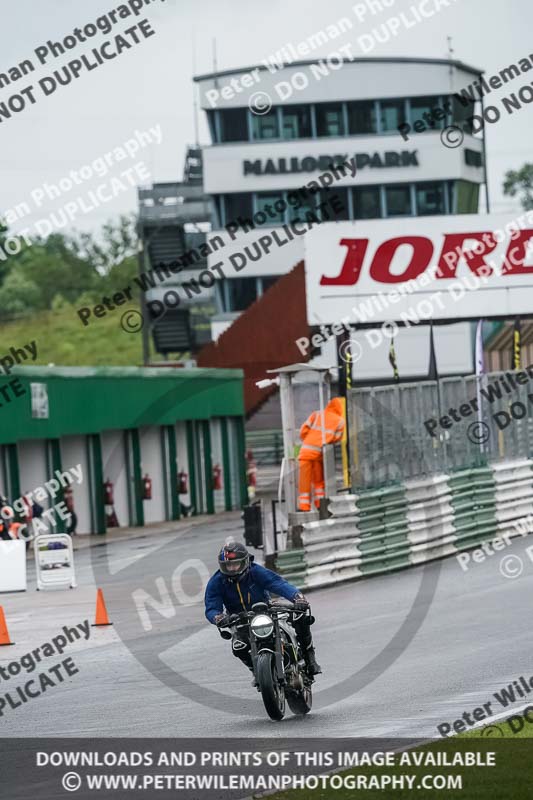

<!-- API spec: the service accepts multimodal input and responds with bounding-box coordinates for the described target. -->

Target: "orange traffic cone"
[92,588,113,627]
[0,606,14,646]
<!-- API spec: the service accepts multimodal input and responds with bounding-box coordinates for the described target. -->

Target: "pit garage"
[0,365,246,535]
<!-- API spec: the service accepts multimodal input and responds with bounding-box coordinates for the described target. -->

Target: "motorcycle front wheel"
[256,652,285,721]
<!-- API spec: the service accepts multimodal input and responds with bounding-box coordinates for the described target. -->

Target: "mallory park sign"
[243,151,419,176]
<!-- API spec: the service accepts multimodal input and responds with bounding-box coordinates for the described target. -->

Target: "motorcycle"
[218,600,314,721]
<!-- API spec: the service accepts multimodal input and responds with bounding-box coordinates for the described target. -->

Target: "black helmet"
[218,541,250,581]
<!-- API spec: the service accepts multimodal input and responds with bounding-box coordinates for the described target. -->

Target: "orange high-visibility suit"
[298,397,345,511]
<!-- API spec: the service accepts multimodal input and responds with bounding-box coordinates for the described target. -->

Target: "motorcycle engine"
[288,666,303,690]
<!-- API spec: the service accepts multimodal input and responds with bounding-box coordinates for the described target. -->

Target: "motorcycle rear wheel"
[287,685,313,715]
[257,652,285,721]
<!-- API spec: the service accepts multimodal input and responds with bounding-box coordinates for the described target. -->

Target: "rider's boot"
[304,647,322,675]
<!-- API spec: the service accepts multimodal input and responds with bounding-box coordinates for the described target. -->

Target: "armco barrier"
[276,459,533,590]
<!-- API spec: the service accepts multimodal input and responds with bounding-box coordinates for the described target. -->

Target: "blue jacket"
[204,562,300,624]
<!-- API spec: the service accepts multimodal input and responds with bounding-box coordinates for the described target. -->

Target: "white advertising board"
[304,214,533,327]
[310,324,474,378]
[34,534,77,591]
[0,540,26,592]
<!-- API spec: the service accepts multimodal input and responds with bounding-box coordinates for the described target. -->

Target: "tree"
[503,163,533,211]
[0,219,11,285]
[73,214,138,273]
[12,233,98,308]
[0,268,41,317]
[0,219,7,249]
[0,216,139,316]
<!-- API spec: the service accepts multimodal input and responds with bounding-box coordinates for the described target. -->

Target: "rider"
[204,540,321,676]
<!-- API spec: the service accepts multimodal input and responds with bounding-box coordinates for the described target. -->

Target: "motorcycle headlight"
[251,614,273,638]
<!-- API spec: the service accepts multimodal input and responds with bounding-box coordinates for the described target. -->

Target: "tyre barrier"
[276,458,533,589]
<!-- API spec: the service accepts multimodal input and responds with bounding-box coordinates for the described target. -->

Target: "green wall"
[0,366,244,444]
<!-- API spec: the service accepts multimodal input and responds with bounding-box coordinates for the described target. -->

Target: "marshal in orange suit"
[297,397,345,511]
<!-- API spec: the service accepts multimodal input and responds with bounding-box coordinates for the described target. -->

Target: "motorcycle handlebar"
[217,602,311,630]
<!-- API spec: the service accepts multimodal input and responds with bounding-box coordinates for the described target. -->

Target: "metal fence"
[246,430,284,465]
[349,370,533,489]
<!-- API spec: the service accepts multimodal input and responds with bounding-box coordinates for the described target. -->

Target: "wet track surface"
[2,512,533,738]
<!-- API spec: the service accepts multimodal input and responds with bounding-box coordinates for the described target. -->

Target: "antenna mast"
[192,31,199,145]
[212,38,219,87]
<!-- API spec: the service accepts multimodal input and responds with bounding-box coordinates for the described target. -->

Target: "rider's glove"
[293,593,310,612]
[214,613,230,627]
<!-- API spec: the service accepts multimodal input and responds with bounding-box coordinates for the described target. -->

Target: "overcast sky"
[1,0,532,239]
